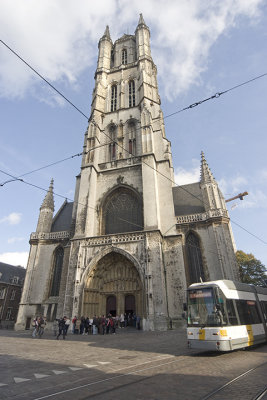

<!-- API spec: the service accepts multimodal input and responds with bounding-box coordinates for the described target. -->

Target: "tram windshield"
[187,287,226,327]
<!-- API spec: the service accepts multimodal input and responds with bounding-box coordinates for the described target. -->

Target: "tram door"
[106,295,116,316]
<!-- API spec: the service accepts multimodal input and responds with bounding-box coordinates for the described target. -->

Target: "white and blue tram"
[186,280,267,351]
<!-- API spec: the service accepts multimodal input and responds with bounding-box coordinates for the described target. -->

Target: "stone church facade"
[16,15,239,331]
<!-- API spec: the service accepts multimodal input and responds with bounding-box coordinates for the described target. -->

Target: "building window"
[0,287,6,299]
[111,49,114,68]
[50,247,64,297]
[10,290,16,301]
[186,232,205,285]
[103,188,143,234]
[109,125,117,160]
[122,49,127,65]
[128,121,136,155]
[111,84,117,112]
[129,80,135,107]
[12,276,19,284]
[6,307,12,320]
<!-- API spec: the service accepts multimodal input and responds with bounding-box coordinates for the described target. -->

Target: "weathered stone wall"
[162,235,187,328]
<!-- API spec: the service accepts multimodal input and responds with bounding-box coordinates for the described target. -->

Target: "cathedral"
[16,15,239,331]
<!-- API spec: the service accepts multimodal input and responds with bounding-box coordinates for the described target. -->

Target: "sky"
[0,0,267,269]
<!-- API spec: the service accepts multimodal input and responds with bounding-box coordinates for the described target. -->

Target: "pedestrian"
[65,317,71,335]
[75,318,81,334]
[80,316,85,334]
[89,318,93,334]
[71,316,77,334]
[92,315,98,335]
[52,319,58,336]
[100,315,106,334]
[107,316,115,334]
[120,313,125,328]
[56,316,67,340]
[37,316,46,338]
[32,316,38,338]
[85,317,90,335]
[136,315,141,330]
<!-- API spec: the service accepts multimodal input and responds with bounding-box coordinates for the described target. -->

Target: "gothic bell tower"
[74,14,176,239]
[65,14,181,330]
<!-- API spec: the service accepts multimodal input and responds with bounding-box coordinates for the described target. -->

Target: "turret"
[97,25,113,71]
[135,14,151,59]
[200,152,226,211]
[36,179,55,233]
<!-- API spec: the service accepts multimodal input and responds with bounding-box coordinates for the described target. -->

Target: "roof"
[0,262,26,285]
[51,201,74,232]
[172,183,205,216]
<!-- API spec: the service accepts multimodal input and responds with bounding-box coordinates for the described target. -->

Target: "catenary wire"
[0,167,223,258]
[1,39,267,246]
[0,143,110,186]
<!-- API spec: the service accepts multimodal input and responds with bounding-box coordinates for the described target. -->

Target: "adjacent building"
[16,15,239,331]
[0,262,25,329]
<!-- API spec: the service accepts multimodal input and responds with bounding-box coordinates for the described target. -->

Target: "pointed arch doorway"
[83,252,143,318]
[106,295,116,316]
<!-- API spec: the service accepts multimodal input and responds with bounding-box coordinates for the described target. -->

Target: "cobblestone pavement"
[0,328,266,400]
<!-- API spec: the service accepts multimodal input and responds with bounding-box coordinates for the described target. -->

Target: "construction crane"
[225,191,248,203]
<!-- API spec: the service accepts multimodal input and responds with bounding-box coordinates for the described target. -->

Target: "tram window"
[261,301,267,322]
[236,300,261,325]
[226,299,238,325]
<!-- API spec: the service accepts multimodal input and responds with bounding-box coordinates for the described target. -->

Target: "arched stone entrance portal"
[83,252,143,318]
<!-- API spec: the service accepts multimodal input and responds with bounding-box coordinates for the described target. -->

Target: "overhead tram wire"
[1,38,267,176]
[0,143,110,186]
[1,39,267,246]
[0,167,223,258]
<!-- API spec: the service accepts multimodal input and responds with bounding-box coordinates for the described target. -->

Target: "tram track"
[201,360,267,400]
[253,387,267,400]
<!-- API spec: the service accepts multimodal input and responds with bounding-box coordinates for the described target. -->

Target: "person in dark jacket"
[56,316,67,340]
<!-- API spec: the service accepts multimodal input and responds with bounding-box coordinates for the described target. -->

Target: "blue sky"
[0,0,267,268]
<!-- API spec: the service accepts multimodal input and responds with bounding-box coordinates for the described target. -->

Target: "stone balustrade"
[30,231,70,240]
[85,232,144,247]
[176,209,229,225]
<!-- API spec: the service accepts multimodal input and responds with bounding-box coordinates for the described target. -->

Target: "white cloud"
[0,0,263,101]
[0,212,22,225]
[0,251,28,267]
[174,166,200,185]
[7,237,25,244]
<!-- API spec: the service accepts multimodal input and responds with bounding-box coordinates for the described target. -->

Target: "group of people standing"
[71,314,117,335]
[71,312,141,335]
[32,312,141,340]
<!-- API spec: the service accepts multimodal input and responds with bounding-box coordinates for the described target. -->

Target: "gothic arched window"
[103,188,143,234]
[129,80,135,107]
[128,121,136,155]
[111,84,117,112]
[50,247,64,297]
[186,233,205,285]
[122,49,127,65]
[109,125,117,160]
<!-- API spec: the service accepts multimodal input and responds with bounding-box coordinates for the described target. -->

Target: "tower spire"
[36,179,55,233]
[101,25,111,40]
[138,13,147,27]
[40,178,54,211]
[200,151,215,183]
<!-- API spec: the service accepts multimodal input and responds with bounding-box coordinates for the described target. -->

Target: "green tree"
[236,250,267,287]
